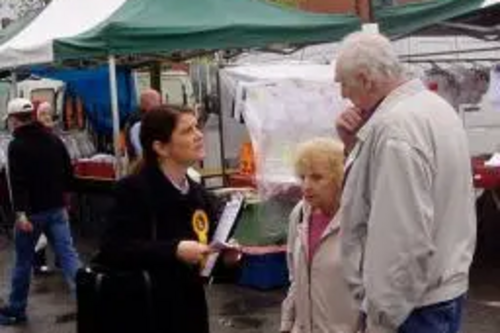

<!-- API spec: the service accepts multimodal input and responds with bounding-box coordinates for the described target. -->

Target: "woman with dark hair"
[94,105,222,333]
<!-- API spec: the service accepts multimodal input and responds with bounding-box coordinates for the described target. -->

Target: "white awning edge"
[0,0,126,69]
[482,0,500,8]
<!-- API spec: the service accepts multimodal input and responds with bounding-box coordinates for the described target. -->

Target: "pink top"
[308,210,331,262]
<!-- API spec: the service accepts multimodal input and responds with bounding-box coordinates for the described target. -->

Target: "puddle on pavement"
[219,316,264,329]
[55,311,77,324]
[221,296,281,315]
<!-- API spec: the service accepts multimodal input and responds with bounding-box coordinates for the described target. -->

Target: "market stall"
[390,0,500,265]
[46,0,362,286]
[0,0,364,288]
[0,0,360,230]
[396,1,500,196]
[52,0,359,176]
[196,62,347,289]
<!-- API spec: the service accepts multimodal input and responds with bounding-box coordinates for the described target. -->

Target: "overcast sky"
[0,0,45,22]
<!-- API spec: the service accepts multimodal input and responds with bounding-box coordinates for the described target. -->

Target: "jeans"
[398,295,464,333]
[8,208,81,314]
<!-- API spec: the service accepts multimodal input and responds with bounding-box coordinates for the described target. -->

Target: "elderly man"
[335,32,476,333]
[127,88,162,159]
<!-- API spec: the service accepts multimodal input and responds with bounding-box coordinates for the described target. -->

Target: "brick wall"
[297,0,425,14]
[298,0,355,14]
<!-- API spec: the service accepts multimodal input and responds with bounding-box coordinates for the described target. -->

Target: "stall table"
[72,175,115,239]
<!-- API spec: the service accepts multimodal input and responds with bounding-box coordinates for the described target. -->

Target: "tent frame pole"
[10,71,17,99]
[108,55,121,179]
[216,67,227,187]
[399,45,500,59]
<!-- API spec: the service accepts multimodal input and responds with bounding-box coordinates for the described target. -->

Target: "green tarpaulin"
[54,0,360,61]
[375,0,492,37]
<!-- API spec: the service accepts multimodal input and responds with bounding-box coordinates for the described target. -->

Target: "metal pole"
[150,61,162,94]
[10,71,17,99]
[206,61,212,95]
[197,61,203,103]
[402,58,500,64]
[367,0,375,23]
[108,55,121,179]
[399,46,500,59]
[216,68,227,187]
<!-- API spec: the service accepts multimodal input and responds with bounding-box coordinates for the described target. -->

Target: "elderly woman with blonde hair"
[281,138,359,333]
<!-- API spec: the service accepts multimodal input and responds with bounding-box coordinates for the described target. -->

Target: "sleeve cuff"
[365,299,404,332]
[279,319,294,332]
[366,317,397,333]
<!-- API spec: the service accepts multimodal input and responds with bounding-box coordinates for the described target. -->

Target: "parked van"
[134,70,196,107]
[0,77,65,126]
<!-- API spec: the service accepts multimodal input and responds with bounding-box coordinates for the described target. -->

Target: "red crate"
[74,160,115,180]
[473,162,500,190]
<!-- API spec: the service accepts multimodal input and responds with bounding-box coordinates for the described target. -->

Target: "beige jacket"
[281,201,359,333]
[340,79,477,332]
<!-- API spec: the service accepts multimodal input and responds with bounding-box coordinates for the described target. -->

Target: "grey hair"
[336,32,405,85]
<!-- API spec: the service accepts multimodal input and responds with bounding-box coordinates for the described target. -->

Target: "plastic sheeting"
[216,63,345,245]
[239,78,345,199]
[218,63,338,162]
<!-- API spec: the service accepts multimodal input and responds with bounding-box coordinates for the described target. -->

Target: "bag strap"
[141,270,155,332]
[297,201,304,225]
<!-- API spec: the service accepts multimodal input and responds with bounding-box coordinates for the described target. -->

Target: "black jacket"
[97,164,217,333]
[7,122,74,214]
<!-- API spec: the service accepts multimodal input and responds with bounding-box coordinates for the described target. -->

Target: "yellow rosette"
[191,210,209,245]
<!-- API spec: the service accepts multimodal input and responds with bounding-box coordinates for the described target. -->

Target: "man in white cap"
[0,98,81,326]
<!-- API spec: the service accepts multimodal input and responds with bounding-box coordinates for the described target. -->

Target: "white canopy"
[0,0,126,69]
[482,0,500,8]
[221,62,336,83]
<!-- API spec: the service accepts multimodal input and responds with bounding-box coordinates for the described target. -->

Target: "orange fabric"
[76,97,84,129]
[65,97,74,129]
[118,130,127,153]
[239,142,255,176]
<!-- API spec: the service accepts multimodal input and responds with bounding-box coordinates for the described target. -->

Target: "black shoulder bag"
[76,184,158,333]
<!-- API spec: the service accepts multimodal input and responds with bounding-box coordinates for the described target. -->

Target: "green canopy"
[53,0,360,61]
[375,0,489,37]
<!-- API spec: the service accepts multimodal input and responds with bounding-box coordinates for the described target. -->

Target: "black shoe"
[0,306,28,326]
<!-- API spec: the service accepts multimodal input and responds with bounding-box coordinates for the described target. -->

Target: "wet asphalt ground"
[0,190,499,333]
[0,240,499,333]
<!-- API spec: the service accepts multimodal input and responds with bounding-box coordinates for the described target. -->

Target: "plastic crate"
[238,251,288,290]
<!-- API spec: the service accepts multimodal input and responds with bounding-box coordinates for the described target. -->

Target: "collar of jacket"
[142,163,194,196]
[299,201,341,238]
[356,79,426,143]
[13,121,45,137]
